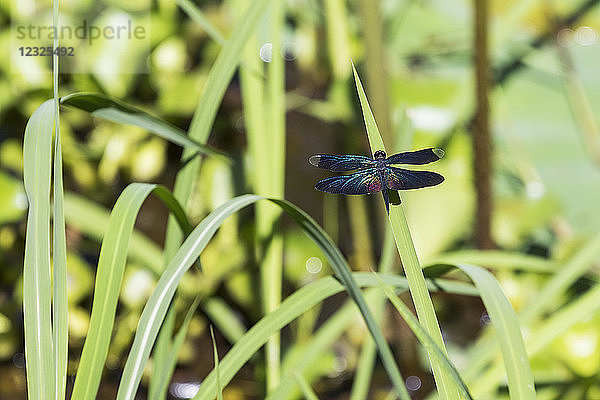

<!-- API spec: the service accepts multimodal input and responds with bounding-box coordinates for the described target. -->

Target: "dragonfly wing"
[309,154,377,171]
[385,148,444,165]
[385,166,444,190]
[315,169,382,194]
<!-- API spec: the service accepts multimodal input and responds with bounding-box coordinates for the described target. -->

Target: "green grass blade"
[427,250,558,274]
[52,3,67,397]
[71,184,192,400]
[350,229,396,400]
[117,195,262,400]
[153,4,271,393]
[195,271,478,400]
[210,326,224,400]
[519,232,600,323]
[52,76,68,400]
[375,273,473,400]
[461,233,600,382]
[175,0,225,45]
[148,307,175,400]
[352,63,458,398]
[116,195,412,399]
[261,0,287,391]
[60,93,228,160]
[149,298,201,400]
[23,100,56,400]
[202,298,246,343]
[470,281,600,397]
[63,192,164,274]
[270,199,410,399]
[171,0,270,213]
[293,372,320,400]
[456,264,536,400]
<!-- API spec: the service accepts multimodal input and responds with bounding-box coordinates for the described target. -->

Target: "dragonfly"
[309,148,445,214]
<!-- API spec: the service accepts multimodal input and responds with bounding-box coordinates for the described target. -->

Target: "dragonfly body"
[309,148,445,214]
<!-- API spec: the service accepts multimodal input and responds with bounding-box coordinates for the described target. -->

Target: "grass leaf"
[71,184,193,400]
[374,273,473,399]
[60,92,228,161]
[195,271,478,399]
[23,99,55,400]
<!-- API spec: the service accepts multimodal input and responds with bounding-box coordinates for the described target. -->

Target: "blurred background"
[2,0,600,398]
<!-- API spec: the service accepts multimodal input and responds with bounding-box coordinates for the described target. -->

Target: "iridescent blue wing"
[385,148,445,165]
[309,154,377,171]
[385,166,444,190]
[315,169,382,194]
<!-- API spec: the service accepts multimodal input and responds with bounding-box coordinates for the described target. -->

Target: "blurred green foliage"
[3,0,600,398]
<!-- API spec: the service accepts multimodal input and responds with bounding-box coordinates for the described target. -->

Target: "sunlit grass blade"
[118,195,413,399]
[60,93,228,160]
[210,326,224,400]
[117,195,262,400]
[427,250,558,273]
[202,297,246,343]
[454,264,536,400]
[293,372,320,400]
[53,96,68,400]
[149,297,201,400]
[270,199,410,399]
[470,281,600,397]
[63,192,164,274]
[23,99,55,400]
[175,0,225,45]
[260,0,287,391]
[374,273,473,399]
[462,232,600,382]
[196,271,478,400]
[51,3,68,399]
[71,184,193,400]
[155,4,271,394]
[352,63,458,398]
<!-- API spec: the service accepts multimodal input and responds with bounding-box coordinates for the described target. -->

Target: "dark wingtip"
[433,148,445,159]
[309,155,321,167]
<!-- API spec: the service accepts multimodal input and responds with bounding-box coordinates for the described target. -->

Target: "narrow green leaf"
[427,250,558,274]
[150,298,201,400]
[374,273,473,400]
[60,92,228,160]
[117,195,411,399]
[456,264,536,400]
[195,271,478,400]
[23,99,55,400]
[210,326,224,400]
[470,282,600,397]
[153,3,271,395]
[293,372,320,400]
[175,0,225,45]
[52,3,67,397]
[71,184,192,400]
[63,192,164,275]
[52,94,68,400]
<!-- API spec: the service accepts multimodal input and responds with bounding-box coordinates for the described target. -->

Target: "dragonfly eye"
[373,150,386,160]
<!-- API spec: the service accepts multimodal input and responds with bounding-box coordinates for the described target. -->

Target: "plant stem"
[473,0,493,249]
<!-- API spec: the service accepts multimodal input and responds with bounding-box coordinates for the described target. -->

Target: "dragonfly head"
[373,150,386,160]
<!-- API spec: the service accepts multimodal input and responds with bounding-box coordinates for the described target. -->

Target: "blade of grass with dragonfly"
[352,63,461,398]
